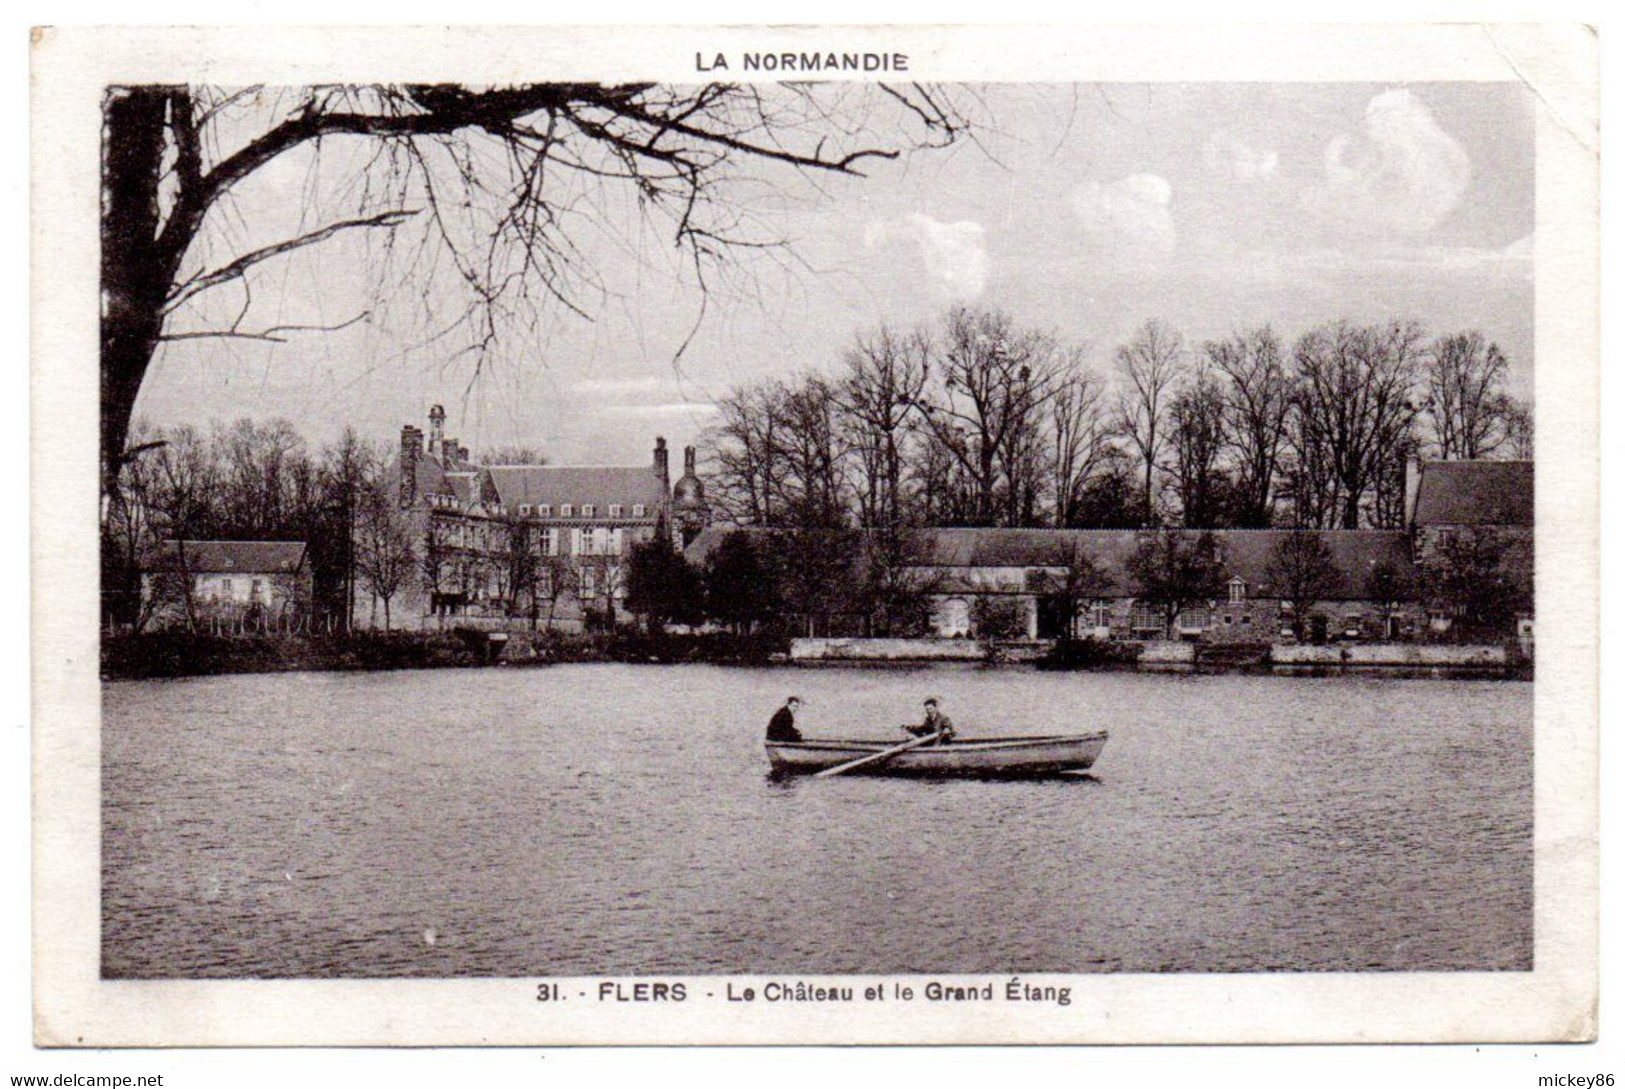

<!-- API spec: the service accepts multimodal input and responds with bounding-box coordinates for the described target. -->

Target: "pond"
[102,664,1532,977]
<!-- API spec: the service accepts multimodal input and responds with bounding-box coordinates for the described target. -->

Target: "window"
[610,527,624,555]
[538,504,552,517]
[582,504,596,517]
[1129,600,1161,632]
[537,568,553,596]
[632,503,646,517]
[222,578,233,595]
[1228,578,1246,603]
[580,567,597,598]
[1089,601,1110,629]
[1177,607,1211,633]
[537,528,554,556]
[609,504,622,518]
[520,504,532,516]
[560,504,574,517]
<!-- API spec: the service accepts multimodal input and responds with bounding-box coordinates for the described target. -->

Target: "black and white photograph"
[29,23,1598,1051]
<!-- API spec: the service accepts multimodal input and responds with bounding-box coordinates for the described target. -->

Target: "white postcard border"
[31,23,1599,1046]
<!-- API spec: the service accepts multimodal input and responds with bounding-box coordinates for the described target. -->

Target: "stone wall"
[1271,643,1510,670]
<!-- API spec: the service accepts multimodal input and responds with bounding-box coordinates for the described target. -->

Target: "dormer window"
[1228,578,1247,604]
[632,503,646,517]
[538,504,552,517]
[560,504,574,517]
[609,504,623,518]
[520,504,532,516]
[582,504,596,517]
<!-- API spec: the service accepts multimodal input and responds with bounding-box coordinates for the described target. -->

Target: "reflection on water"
[102,665,1532,978]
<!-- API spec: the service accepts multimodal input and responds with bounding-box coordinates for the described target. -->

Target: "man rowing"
[902,697,955,746]
[766,696,804,743]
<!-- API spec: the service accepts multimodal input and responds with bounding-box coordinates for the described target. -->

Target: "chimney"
[654,436,669,491]
[442,437,459,468]
[399,425,423,508]
[428,404,446,456]
[1404,457,1424,528]
[683,445,697,475]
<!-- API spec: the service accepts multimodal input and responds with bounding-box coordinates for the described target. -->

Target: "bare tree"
[1167,368,1229,528]
[1206,326,1290,527]
[912,412,977,525]
[1424,332,1511,459]
[1418,531,1523,639]
[316,428,378,632]
[101,420,167,631]
[353,480,417,631]
[480,445,549,466]
[417,515,458,628]
[496,512,541,624]
[774,376,849,527]
[536,553,578,631]
[1048,349,1114,528]
[1501,395,1534,459]
[1266,526,1340,640]
[836,324,930,529]
[146,427,219,631]
[211,418,313,539]
[1027,539,1113,640]
[101,83,971,493]
[1290,320,1426,529]
[1127,528,1223,639]
[916,306,1061,526]
[1115,319,1186,524]
[705,382,786,526]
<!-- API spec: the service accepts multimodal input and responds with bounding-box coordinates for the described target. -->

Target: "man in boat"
[766,696,804,743]
[903,697,955,746]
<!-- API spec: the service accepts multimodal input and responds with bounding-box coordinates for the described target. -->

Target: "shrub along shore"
[99,629,792,680]
[101,629,1527,681]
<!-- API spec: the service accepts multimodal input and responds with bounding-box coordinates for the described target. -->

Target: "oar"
[814,731,942,779]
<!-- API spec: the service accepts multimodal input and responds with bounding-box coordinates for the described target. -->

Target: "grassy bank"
[101,631,485,680]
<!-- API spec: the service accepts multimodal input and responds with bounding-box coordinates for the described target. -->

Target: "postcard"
[31,23,1597,1045]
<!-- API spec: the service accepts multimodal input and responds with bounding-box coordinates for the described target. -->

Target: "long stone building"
[682,458,1533,645]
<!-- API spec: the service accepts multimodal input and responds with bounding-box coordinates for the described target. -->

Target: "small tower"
[428,404,446,458]
[672,444,709,548]
[399,425,424,508]
[653,436,670,493]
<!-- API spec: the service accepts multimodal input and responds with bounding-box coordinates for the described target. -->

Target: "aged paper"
[32,23,1597,1046]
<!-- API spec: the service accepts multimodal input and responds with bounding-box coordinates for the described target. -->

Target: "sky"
[134,81,1536,466]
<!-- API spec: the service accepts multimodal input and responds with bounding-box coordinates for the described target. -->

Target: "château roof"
[144,540,308,575]
[486,465,667,515]
[1411,460,1533,527]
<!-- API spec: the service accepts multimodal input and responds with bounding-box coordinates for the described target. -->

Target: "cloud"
[570,376,671,396]
[1301,89,1471,237]
[605,401,719,418]
[1211,234,1533,286]
[1069,173,1177,265]
[1203,130,1279,180]
[864,212,988,299]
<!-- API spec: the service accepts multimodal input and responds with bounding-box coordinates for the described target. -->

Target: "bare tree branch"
[164,211,419,313]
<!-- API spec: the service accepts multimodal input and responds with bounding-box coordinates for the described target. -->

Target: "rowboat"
[765,731,1108,779]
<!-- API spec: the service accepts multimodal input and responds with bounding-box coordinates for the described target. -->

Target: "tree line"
[704,306,1533,535]
[103,418,392,632]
